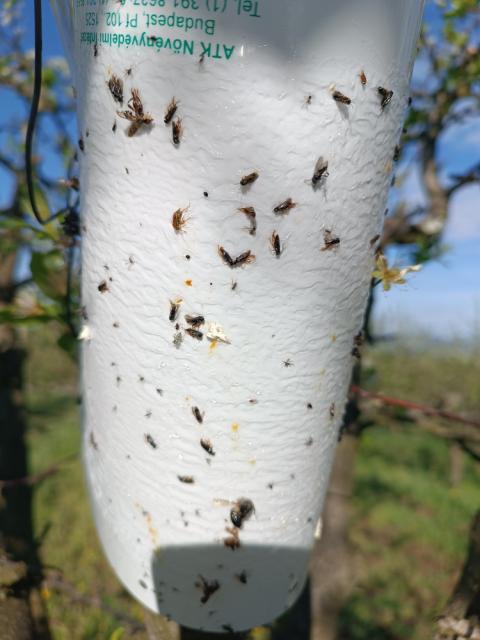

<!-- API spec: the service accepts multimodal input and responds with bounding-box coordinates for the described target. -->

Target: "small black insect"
[305,437,313,447]
[192,406,204,424]
[200,438,215,456]
[145,410,152,418]
[98,280,109,293]
[312,157,329,187]
[169,299,181,322]
[307,403,313,409]
[89,431,98,450]
[332,90,351,105]
[178,475,195,484]
[78,137,85,152]
[393,145,401,162]
[321,230,340,251]
[329,402,336,418]
[274,198,297,214]
[145,434,157,449]
[112,120,117,133]
[283,358,294,367]
[378,86,394,109]
[93,43,98,57]
[352,331,364,359]
[240,171,259,186]
[236,571,248,584]
[185,315,205,328]
[196,576,220,604]
[230,498,255,529]
[185,328,203,340]
[304,94,313,106]
[203,191,209,197]
[270,231,282,257]
[172,118,183,145]
[231,280,238,291]
[108,74,124,104]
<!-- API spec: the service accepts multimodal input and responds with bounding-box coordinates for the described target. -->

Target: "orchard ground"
[24,324,480,640]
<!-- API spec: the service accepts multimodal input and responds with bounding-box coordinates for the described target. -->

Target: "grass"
[19,326,480,639]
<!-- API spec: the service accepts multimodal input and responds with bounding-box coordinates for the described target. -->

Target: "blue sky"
[3,2,480,341]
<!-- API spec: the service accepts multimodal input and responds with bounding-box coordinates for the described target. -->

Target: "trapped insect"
[200,438,215,456]
[230,498,255,529]
[117,88,153,137]
[196,576,220,604]
[192,406,204,424]
[329,402,336,418]
[378,86,394,109]
[270,231,282,257]
[218,246,255,268]
[169,299,182,322]
[172,118,183,145]
[89,431,98,450]
[98,280,109,293]
[108,74,124,104]
[352,331,364,358]
[321,230,340,251]
[178,475,195,484]
[360,70,367,85]
[238,207,257,236]
[283,358,294,367]
[186,328,203,340]
[93,43,98,58]
[164,97,178,125]
[224,527,240,550]
[172,206,190,233]
[274,198,296,214]
[304,94,313,106]
[332,90,351,105]
[236,571,248,584]
[311,157,329,187]
[240,172,259,187]
[185,315,205,328]
[145,434,157,449]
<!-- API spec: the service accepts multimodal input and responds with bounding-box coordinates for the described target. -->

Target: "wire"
[25,0,45,225]
[25,0,79,337]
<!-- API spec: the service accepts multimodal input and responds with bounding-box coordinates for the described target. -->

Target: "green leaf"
[57,331,78,360]
[30,250,67,302]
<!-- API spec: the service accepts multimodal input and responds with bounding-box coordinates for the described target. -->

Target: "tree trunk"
[433,511,480,639]
[309,435,359,640]
[0,251,51,639]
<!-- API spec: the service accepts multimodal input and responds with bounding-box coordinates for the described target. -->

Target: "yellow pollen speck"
[184,279,193,286]
[248,459,256,465]
[231,423,239,433]
[40,586,51,600]
[331,335,337,342]
[209,339,218,351]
